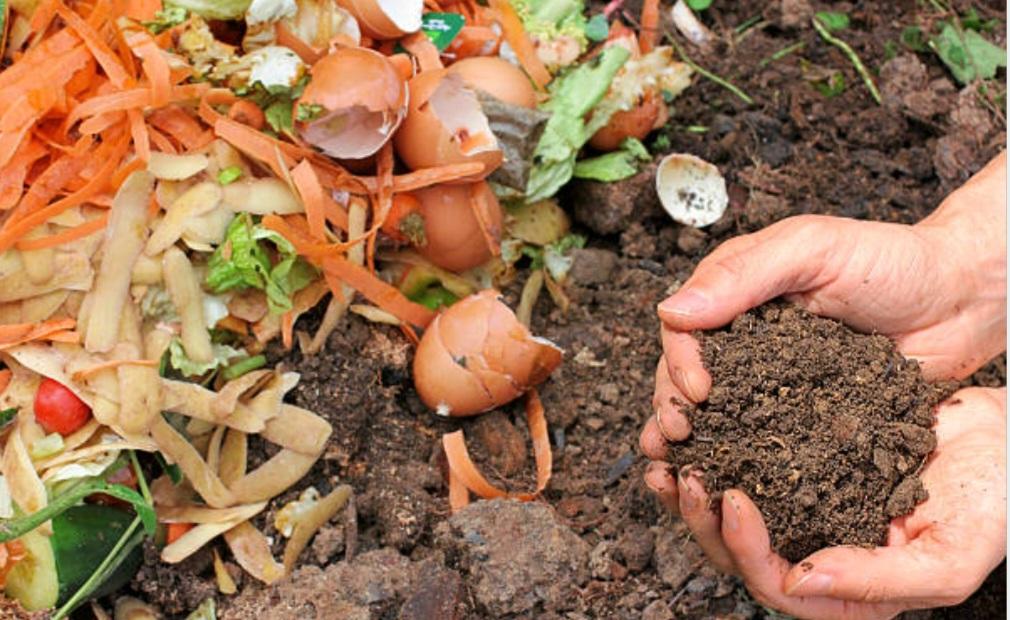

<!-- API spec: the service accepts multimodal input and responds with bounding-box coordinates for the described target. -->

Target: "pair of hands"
[641,153,1007,619]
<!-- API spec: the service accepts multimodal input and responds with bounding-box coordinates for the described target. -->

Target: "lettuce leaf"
[205,213,317,314]
[526,46,630,201]
[168,339,244,377]
[573,137,650,181]
[166,0,250,20]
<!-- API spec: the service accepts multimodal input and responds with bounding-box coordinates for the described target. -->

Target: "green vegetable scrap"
[512,0,589,60]
[206,213,318,314]
[235,76,310,136]
[221,354,268,381]
[584,13,609,42]
[168,339,244,378]
[143,6,188,34]
[930,22,1006,85]
[573,137,650,182]
[686,0,713,11]
[526,45,631,201]
[217,165,243,185]
[0,407,16,431]
[814,11,850,32]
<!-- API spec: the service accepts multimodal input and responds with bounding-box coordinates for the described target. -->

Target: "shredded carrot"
[290,160,329,241]
[15,213,108,250]
[127,31,172,107]
[227,100,266,130]
[354,162,485,194]
[280,311,294,351]
[488,0,551,89]
[319,256,435,328]
[71,358,158,382]
[55,1,132,88]
[0,139,47,210]
[147,125,178,154]
[0,318,77,350]
[127,108,151,162]
[0,369,11,395]
[148,106,207,150]
[448,469,470,512]
[442,388,552,507]
[214,117,302,179]
[639,0,660,53]
[166,522,194,545]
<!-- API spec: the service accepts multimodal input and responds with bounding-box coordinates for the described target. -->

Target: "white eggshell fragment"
[655,153,728,228]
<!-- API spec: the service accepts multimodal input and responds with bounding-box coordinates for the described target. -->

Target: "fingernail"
[674,367,701,402]
[723,495,741,532]
[678,469,699,511]
[643,462,664,492]
[658,289,710,318]
[785,572,834,597]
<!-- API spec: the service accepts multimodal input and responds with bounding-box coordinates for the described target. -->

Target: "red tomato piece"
[33,378,92,436]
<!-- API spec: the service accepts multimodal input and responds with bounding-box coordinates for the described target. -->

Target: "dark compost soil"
[667,302,957,562]
[125,0,1006,618]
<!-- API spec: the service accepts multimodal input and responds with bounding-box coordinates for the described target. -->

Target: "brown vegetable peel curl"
[413,290,562,417]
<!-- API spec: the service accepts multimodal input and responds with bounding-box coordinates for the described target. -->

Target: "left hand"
[644,386,1007,620]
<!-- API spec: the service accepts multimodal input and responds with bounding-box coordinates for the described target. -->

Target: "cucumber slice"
[4,505,143,612]
[4,528,59,611]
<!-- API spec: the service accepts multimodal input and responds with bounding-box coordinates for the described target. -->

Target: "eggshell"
[412,181,503,273]
[447,57,536,109]
[339,0,422,40]
[296,47,407,160]
[412,290,562,416]
[394,69,502,180]
[589,91,663,152]
[655,153,728,227]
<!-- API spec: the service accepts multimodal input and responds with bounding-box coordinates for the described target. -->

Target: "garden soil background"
[127,0,1007,618]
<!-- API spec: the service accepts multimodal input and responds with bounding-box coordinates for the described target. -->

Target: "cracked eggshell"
[447,57,537,109]
[412,181,503,273]
[655,153,728,228]
[413,290,562,417]
[394,69,503,181]
[338,0,422,40]
[295,46,407,160]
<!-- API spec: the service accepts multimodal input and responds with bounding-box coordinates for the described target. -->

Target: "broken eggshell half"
[338,0,422,40]
[295,46,407,160]
[394,69,503,181]
[412,181,504,273]
[413,290,562,417]
[655,153,729,228]
[446,56,537,109]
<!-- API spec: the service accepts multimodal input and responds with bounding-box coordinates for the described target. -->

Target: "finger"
[781,542,986,607]
[721,491,903,620]
[661,327,711,403]
[657,217,839,331]
[639,415,670,461]
[653,358,692,442]
[644,461,680,515]
[678,469,735,573]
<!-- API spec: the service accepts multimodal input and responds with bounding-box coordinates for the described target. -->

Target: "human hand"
[647,387,1006,620]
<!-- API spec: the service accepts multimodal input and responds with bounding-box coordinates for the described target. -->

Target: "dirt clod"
[435,499,591,615]
[668,302,957,562]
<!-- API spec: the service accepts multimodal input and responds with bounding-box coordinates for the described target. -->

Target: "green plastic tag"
[420,12,465,51]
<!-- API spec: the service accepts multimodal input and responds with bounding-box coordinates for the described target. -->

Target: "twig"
[758,41,805,68]
[811,17,882,105]
[668,39,755,105]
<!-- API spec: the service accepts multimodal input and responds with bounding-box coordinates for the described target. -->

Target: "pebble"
[615,523,655,573]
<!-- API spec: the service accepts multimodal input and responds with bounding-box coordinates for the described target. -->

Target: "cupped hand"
[648,387,1006,620]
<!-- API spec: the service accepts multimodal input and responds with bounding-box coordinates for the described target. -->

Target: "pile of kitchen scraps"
[0,0,693,616]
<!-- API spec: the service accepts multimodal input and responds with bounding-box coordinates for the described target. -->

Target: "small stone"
[597,382,620,405]
[583,417,606,431]
[615,523,655,573]
[398,564,464,620]
[590,541,615,580]
[653,526,702,590]
[568,248,618,286]
[641,600,674,620]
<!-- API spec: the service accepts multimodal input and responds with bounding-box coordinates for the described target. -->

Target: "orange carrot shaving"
[127,31,172,107]
[227,100,266,130]
[166,522,194,545]
[321,256,435,328]
[280,311,294,351]
[0,318,77,351]
[488,0,551,89]
[43,331,81,344]
[148,106,207,150]
[639,0,660,53]
[0,369,11,395]
[401,32,443,72]
[448,26,500,59]
[71,358,158,382]
[276,23,322,65]
[147,125,178,154]
[381,193,422,243]
[128,108,151,161]
[442,388,552,511]
[78,111,126,136]
[55,1,132,88]
[214,117,301,179]
[15,213,108,250]
[0,138,47,210]
[354,162,485,193]
[290,160,329,241]
[448,469,470,512]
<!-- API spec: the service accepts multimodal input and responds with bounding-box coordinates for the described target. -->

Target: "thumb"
[782,536,985,606]
[657,217,840,330]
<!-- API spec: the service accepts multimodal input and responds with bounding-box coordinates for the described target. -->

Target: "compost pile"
[667,302,958,561]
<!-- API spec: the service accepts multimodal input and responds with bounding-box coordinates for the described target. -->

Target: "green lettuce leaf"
[205,213,317,314]
[168,339,244,378]
[166,0,250,20]
[573,137,650,182]
[526,46,631,201]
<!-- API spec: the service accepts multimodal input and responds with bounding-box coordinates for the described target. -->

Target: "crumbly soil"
[124,0,1006,618]
[667,302,956,562]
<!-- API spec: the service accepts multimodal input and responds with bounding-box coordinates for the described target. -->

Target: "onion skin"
[412,181,503,272]
[394,69,502,180]
[589,91,664,152]
[447,57,536,109]
[413,290,562,416]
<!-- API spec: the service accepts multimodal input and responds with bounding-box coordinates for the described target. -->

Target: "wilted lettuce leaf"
[205,214,317,315]
[573,137,650,181]
[168,339,244,377]
[526,46,630,202]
